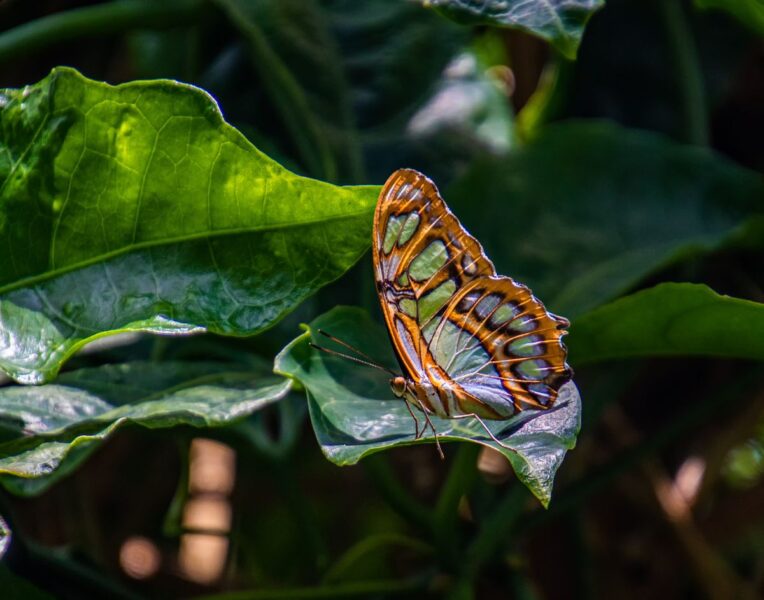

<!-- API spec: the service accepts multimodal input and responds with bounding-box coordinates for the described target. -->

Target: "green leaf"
[694,0,764,36]
[275,306,581,507]
[418,0,605,59]
[447,121,764,318]
[569,283,764,365]
[0,67,378,383]
[0,361,291,495]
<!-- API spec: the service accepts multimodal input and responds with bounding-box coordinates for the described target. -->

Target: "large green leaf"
[275,307,581,507]
[447,121,764,318]
[0,361,291,495]
[0,67,378,384]
[418,0,605,59]
[569,283,764,365]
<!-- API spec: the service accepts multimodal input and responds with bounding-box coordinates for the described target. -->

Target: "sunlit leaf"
[0,361,291,495]
[275,306,581,507]
[569,283,764,365]
[0,67,378,383]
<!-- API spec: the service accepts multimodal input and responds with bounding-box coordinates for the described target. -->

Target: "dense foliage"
[0,0,762,598]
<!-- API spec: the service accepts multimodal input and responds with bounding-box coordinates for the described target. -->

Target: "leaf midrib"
[0,207,373,296]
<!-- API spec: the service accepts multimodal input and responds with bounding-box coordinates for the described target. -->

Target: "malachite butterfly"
[370,168,572,449]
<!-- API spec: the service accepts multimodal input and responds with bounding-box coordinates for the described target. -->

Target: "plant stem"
[659,0,709,146]
[446,484,528,599]
[433,444,479,565]
[515,55,575,143]
[362,454,434,532]
[162,436,191,537]
[270,463,329,575]
[464,484,527,579]
[0,0,203,66]
[322,533,432,584]
[225,420,328,574]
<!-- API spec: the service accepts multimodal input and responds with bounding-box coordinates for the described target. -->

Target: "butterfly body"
[391,370,500,421]
[374,169,572,425]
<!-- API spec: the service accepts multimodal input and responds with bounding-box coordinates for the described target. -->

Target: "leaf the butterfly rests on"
[373,169,572,423]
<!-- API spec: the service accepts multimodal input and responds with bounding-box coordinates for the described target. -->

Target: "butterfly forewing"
[373,169,571,418]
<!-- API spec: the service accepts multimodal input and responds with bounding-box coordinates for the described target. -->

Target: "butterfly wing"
[372,169,571,418]
[372,169,494,382]
[424,277,571,417]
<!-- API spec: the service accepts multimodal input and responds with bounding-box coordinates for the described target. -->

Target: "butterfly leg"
[403,398,423,438]
[450,413,512,452]
[414,398,445,460]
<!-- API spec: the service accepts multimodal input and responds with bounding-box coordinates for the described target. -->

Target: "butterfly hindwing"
[428,278,570,416]
[373,169,571,418]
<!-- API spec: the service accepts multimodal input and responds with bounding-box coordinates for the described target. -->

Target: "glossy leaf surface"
[0,67,378,384]
[418,0,604,59]
[275,306,581,507]
[447,122,764,318]
[0,361,291,495]
[569,283,764,365]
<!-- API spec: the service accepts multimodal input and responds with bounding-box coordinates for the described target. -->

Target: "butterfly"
[316,168,572,456]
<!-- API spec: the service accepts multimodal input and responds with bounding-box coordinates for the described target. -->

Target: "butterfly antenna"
[308,343,397,376]
[316,329,391,367]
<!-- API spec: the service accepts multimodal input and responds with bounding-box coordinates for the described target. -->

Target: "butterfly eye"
[390,377,407,397]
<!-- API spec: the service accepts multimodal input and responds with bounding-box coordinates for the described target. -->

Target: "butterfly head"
[390,376,408,398]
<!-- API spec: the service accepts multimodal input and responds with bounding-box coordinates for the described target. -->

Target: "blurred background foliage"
[0,0,763,598]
